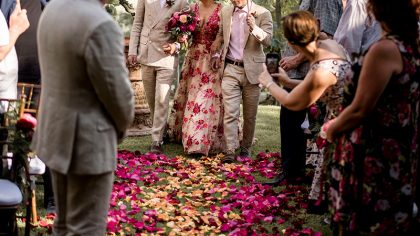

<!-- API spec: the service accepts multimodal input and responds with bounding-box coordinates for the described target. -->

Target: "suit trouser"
[142,65,175,142]
[50,170,114,236]
[280,104,307,178]
[43,167,54,208]
[222,64,260,152]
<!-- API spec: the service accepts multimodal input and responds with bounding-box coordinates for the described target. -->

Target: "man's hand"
[279,55,300,71]
[162,43,176,55]
[210,55,221,71]
[246,14,256,31]
[9,0,30,36]
[127,55,137,65]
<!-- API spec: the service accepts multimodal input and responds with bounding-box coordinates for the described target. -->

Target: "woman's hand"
[270,67,289,85]
[178,34,188,43]
[210,55,221,71]
[325,120,338,142]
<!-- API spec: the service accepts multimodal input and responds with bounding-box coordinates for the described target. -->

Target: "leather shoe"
[150,141,163,154]
[221,153,235,164]
[239,147,251,157]
[263,172,287,186]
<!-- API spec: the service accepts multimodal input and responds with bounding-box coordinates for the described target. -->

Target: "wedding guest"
[0,0,29,112]
[315,0,344,38]
[33,0,134,234]
[128,0,188,154]
[167,0,225,156]
[265,0,316,186]
[325,0,420,234]
[210,0,273,163]
[258,10,350,193]
[268,0,345,187]
[333,0,382,58]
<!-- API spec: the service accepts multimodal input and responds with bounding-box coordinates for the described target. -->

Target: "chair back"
[17,83,41,118]
[0,98,26,236]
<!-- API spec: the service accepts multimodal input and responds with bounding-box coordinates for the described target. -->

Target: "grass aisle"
[24,106,331,235]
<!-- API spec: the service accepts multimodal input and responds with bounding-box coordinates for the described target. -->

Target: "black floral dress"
[327,36,420,234]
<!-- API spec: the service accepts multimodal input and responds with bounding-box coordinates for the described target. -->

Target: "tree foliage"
[106,0,300,51]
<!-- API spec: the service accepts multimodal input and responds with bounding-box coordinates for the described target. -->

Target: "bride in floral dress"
[167,0,225,155]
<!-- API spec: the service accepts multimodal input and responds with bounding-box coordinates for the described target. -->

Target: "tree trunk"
[276,0,282,29]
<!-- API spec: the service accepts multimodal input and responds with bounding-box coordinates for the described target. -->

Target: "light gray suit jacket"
[32,0,135,175]
[128,0,188,68]
[214,3,273,84]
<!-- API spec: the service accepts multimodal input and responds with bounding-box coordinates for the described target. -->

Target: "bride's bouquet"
[167,7,200,50]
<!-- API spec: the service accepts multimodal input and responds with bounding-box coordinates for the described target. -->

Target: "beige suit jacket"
[128,0,188,68]
[214,3,273,84]
[32,0,135,175]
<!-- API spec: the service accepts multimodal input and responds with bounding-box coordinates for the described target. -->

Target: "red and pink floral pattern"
[167,3,225,155]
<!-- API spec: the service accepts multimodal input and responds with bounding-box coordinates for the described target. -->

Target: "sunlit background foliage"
[105,0,300,53]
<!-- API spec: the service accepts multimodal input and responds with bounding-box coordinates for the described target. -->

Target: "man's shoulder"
[44,0,112,25]
[221,4,233,14]
[253,3,270,14]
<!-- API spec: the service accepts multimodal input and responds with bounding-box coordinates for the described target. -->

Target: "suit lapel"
[150,0,169,29]
[244,3,256,47]
[224,6,234,50]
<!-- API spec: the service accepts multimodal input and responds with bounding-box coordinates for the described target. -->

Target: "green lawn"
[120,105,281,156]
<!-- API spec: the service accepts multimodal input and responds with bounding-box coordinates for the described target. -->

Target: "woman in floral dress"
[167,0,225,155]
[258,11,351,195]
[326,0,420,234]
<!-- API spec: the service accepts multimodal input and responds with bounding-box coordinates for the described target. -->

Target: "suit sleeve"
[84,21,135,137]
[181,0,189,10]
[128,0,145,56]
[211,7,224,54]
[250,10,273,47]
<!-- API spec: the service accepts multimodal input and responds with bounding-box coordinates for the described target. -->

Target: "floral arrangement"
[12,113,37,157]
[166,7,200,50]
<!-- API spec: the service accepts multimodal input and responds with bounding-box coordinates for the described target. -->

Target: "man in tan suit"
[211,0,272,163]
[128,0,188,153]
[32,0,134,234]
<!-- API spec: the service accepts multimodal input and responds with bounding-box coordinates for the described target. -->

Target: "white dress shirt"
[0,11,18,107]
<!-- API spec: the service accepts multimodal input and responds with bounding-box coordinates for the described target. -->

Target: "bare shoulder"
[318,39,348,60]
[366,39,402,70]
[367,39,401,59]
[365,39,403,73]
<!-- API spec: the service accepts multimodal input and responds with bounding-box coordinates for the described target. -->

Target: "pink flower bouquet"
[16,113,37,131]
[166,7,200,50]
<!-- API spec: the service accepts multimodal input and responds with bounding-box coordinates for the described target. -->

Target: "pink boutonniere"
[166,0,175,7]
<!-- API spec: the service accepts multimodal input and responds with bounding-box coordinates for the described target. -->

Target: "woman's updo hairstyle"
[282,10,319,47]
